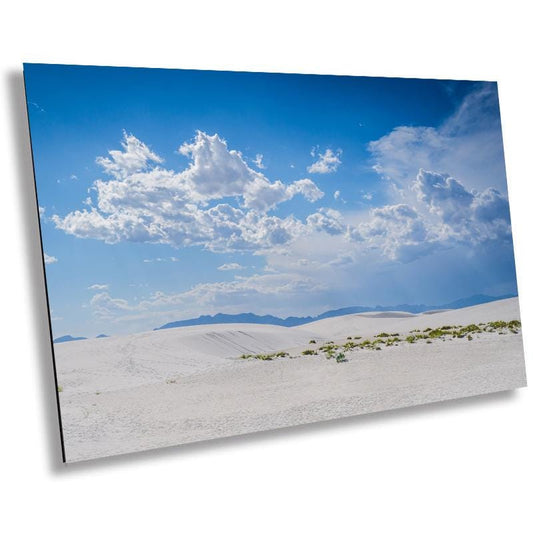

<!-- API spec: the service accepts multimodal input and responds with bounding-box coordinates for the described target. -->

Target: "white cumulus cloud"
[217,263,245,271]
[52,131,324,253]
[253,154,265,169]
[306,208,345,235]
[307,147,342,174]
[368,84,507,193]
[413,168,511,243]
[44,253,58,264]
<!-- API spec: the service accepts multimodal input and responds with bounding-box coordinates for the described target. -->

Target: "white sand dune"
[296,297,522,339]
[55,323,319,394]
[56,297,527,462]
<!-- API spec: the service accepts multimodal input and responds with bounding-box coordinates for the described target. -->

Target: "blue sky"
[24,64,517,337]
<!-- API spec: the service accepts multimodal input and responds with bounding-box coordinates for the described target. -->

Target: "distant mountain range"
[155,293,517,331]
[53,333,108,344]
[53,293,516,343]
[53,335,88,344]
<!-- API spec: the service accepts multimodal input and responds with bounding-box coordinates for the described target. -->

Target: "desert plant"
[240,351,288,361]
[336,352,347,363]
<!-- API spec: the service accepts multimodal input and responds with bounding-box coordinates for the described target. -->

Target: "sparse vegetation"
[336,352,347,363]
[240,351,289,361]
[240,320,521,364]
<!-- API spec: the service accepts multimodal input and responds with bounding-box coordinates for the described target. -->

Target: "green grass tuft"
[240,351,289,361]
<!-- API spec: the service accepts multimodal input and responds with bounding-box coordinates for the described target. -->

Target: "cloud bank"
[53,131,324,253]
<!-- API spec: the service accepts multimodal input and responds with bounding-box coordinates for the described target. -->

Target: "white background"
[1,1,531,531]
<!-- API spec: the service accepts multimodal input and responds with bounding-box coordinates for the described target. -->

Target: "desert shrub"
[375,332,390,338]
[406,335,416,343]
[309,339,316,344]
[57,385,63,393]
[487,321,507,329]
[428,329,446,338]
[460,324,482,334]
[302,349,316,355]
[241,351,288,361]
[336,352,347,363]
